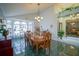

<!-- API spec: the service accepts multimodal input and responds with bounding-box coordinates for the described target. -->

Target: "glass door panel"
[13,21,20,38]
[6,19,34,55]
[6,20,12,39]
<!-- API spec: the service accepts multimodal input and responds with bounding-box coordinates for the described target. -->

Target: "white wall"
[40,7,58,40]
[0,8,3,18]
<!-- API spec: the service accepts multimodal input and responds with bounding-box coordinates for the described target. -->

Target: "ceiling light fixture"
[35,3,43,22]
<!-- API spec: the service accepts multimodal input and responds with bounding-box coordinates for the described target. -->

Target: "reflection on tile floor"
[12,37,79,56]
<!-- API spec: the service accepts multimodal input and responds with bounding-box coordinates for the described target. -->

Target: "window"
[6,20,34,38]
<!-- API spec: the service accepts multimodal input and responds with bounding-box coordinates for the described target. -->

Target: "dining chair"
[39,31,51,55]
[24,31,31,46]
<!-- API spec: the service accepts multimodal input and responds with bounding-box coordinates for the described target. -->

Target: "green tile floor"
[13,39,79,56]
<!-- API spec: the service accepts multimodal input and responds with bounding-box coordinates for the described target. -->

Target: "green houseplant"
[58,31,64,39]
[0,26,8,40]
[2,29,8,40]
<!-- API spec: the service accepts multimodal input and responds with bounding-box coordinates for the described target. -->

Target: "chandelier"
[35,3,43,22]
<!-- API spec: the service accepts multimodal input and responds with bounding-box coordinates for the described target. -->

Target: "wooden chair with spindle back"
[24,31,30,46]
[25,31,33,47]
[28,32,34,46]
[39,31,51,55]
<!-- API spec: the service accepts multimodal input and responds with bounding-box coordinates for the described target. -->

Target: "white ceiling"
[0,3,77,19]
[0,3,53,19]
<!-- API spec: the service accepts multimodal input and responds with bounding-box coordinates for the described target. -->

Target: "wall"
[0,8,4,40]
[0,8,3,19]
[40,7,58,40]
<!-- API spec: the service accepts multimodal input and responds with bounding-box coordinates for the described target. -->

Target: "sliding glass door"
[6,20,34,38]
[6,19,34,55]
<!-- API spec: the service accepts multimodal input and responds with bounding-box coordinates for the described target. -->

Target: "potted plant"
[2,29,8,40]
[0,26,8,40]
[58,31,64,39]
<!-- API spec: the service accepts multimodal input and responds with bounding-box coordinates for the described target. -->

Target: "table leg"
[36,43,38,55]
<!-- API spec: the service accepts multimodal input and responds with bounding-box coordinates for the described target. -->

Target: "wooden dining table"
[31,35,45,54]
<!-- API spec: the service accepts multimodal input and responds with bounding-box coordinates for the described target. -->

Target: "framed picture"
[66,19,79,37]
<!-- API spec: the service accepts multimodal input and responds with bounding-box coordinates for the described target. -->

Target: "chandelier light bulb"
[34,3,43,22]
[38,16,40,18]
[38,19,40,22]
[41,17,43,19]
[35,17,37,19]
[77,14,79,16]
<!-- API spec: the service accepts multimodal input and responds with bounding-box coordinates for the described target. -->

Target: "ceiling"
[0,3,78,19]
[0,3,53,18]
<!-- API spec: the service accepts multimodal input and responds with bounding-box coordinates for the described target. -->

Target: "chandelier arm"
[38,3,40,16]
[35,3,43,22]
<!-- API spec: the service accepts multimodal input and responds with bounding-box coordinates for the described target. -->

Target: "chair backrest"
[41,31,51,48]
[24,31,30,42]
[42,31,51,40]
[26,31,34,46]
